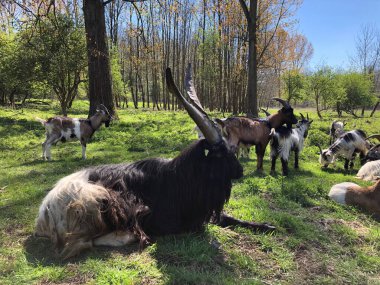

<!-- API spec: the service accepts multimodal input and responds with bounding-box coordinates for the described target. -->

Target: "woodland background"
[0,0,380,117]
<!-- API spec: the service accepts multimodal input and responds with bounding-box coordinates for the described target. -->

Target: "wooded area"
[0,0,379,117]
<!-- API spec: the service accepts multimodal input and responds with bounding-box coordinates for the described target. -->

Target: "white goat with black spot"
[270,113,313,175]
[318,130,370,170]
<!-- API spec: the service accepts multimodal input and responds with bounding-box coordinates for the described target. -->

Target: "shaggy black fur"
[86,139,271,246]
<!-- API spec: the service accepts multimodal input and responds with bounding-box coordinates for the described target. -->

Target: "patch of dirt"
[318,218,369,238]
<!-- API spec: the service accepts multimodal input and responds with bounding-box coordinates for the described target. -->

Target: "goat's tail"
[35,117,46,126]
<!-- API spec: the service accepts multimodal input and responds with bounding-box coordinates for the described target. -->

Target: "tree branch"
[238,0,251,24]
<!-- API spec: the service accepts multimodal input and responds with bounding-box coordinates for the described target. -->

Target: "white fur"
[356,160,380,182]
[329,182,359,205]
[271,122,309,162]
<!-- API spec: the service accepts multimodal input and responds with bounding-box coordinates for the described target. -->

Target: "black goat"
[35,66,274,259]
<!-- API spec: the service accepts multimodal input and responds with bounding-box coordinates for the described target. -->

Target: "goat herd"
[34,67,380,260]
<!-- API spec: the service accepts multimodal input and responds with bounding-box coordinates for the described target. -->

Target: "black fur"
[85,139,270,245]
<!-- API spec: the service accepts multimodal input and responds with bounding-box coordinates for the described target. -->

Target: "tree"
[238,0,258,117]
[307,66,340,119]
[26,14,87,116]
[282,69,305,104]
[238,0,302,117]
[339,72,375,117]
[0,30,37,107]
[351,24,380,116]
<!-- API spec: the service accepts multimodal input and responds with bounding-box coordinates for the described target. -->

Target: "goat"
[35,66,274,259]
[362,134,380,163]
[329,180,380,217]
[356,160,380,182]
[36,105,111,160]
[270,113,313,175]
[215,99,298,171]
[195,119,251,159]
[318,130,370,170]
[329,120,346,144]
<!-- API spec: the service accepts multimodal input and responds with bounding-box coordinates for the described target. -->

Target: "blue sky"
[296,0,380,69]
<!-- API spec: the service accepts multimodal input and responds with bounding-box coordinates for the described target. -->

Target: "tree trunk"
[370,101,379,117]
[83,0,115,117]
[245,0,258,117]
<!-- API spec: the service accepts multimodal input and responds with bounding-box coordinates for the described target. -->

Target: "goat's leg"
[214,213,275,233]
[44,135,60,161]
[344,159,349,170]
[359,152,366,166]
[60,238,93,260]
[81,142,87,160]
[281,158,289,176]
[93,231,136,247]
[294,149,299,169]
[42,141,47,160]
[270,155,277,175]
[256,144,265,171]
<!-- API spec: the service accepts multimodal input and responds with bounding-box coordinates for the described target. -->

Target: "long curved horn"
[307,113,309,120]
[300,113,305,120]
[272,97,290,108]
[366,134,380,141]
[316,144,323,155]
[261,108,271,117]
[166,67,221,145]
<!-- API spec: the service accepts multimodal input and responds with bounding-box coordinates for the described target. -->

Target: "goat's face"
[366,145,380,162]
[203,140,243,180]
[96,109,112,127]
[280,107,298,125]
[297,119,313,138]
[319,149,333,167]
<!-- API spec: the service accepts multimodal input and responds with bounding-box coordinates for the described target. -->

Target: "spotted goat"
[318,130,370,169]
[36,105,112,160]
[270,113,313,175]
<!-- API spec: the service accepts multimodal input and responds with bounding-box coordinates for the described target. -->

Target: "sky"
[296,0,380,69]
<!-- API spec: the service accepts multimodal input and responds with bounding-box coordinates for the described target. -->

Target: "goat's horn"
[261,108,271,116]
[185,63,204,112]
[366,134,380,141]
[316,144,323,155]
[307,113,309,120]
[300,113,305,120]
[166,67,221,145]
[272,97,290,108]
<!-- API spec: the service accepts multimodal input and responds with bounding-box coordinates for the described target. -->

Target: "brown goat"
[329,180,380,217]
[216,98,297,171]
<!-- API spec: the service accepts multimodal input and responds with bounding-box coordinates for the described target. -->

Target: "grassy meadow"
[1,100,380,285]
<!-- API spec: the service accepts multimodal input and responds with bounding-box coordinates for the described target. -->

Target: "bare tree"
[351,24,380,116]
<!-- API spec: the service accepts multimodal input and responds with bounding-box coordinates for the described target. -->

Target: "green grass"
[1,100,380,284]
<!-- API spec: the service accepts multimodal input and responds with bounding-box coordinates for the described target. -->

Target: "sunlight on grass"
[1,101,380,284]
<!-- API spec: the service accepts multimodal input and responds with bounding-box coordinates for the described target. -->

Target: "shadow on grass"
[23,230,238,284]
[23,235,141,267]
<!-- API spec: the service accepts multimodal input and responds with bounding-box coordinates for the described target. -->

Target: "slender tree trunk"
[83,0,115,117]
[370,101,379,117]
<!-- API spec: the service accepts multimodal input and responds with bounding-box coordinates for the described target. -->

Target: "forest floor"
[1,100,380,285]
